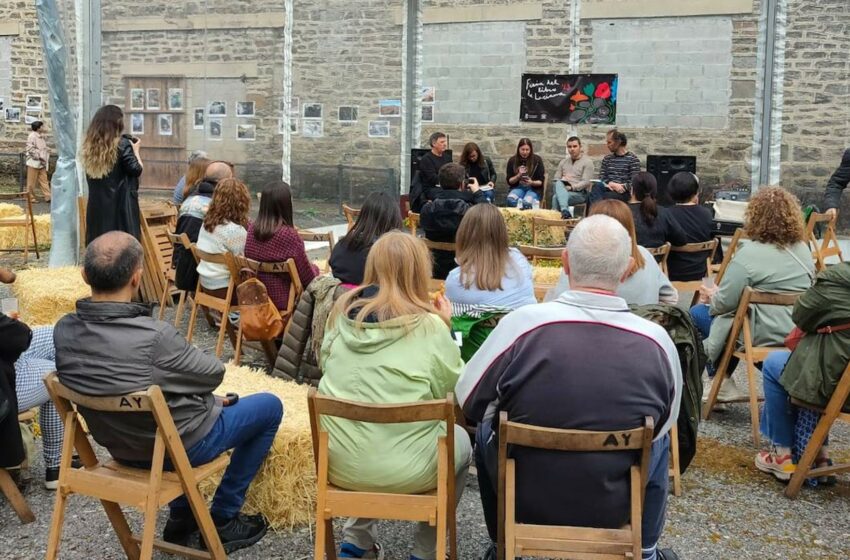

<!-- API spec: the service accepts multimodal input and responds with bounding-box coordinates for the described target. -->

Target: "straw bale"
[200,364,315,530]
[499,207,564,246]
[0,203,23,219]
[11,267,88,326]
[532,265,562,287]
[0,214,51,250]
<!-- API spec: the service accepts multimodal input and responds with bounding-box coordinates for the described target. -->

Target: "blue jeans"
[588,181,630,206]
[171,393,283,519]
[506,187,540,207]
[474,421,670,560]
[690,303,739,377]
[760,351,795,448]
[481,189,496,203]
[551,180,588,211]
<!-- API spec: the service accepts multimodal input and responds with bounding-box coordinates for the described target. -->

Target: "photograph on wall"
[193,108,205,129]
[378,99,401,118]
[236,101,255,117]
[4,107,21,122]
[338,106,358,123]
[168,88,184,111]
[25,95,43,112]
[520,73,617,124]
[208,118,223,140]
[130,89,145,110]
[131,113,144,135]
[158,114,173,136]
[146,88,161,110]
[237,124,256,141]
[291,97,300,115]
[209,100,227,116]
[420,86,435,103]
[303,102,323,120]
[0,98,5,111]
[302,120,323,138]
[368,120,390,138]
[25,113,40,125]
[421,104,434,123]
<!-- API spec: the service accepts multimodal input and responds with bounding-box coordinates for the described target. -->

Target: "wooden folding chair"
[702,287,803,446]
[342,204,360,232]
[43,372,229,560]
[407,211,421,236]
[670,239,720,306]
[539,173,550,209]
[233,256,304,367]
[712,228,747,285]
[530,216,580,246]
[0,408,38,524]
[159,231,191,326]
[785,361,850,498]
[518,244,562,267]
[806,211,844,272]
[186,248,242,359]
[423,238,456,254]
[646,243,671,276]
[497,412,654,560]
[0,191,39,262]
[308,388,458,560]
[299,230,336,273]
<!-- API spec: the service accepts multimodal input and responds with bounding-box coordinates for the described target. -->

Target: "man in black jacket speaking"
[824,148,850,219]
[54,231,282,553]
[410,131,453,212]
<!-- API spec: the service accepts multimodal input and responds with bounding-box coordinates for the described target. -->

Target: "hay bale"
[0,203,24,219]
[12,267,89,326]
[0,214,52,250]
[532,266,562,287]
[499,207,564,246]
[201,364,315,530]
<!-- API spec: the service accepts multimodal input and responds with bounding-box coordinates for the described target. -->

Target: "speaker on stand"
[646,155,697,206]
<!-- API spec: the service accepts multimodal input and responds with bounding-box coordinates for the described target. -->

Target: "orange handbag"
[236,272,284,341]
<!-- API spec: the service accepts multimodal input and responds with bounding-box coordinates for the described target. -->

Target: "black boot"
[162,510,199,547]
[203,513,268,553]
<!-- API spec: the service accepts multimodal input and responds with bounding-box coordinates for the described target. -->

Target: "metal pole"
[758,0,777,187]
[400,0,421,195]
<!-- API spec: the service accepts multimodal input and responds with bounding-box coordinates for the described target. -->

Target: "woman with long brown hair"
[505,137,545,208]
[546,199,677,305]
[445,204,535,309]
[691,186,814,402]
[459,142,497,202]
[318,232,471,560]
[195,178,251,299]
[80,104,144,244]
[179,155,211,201]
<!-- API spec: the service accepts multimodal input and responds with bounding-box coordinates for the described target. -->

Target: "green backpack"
[630,304,706,473]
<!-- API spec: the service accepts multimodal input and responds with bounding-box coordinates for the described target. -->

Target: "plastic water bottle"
[532,199,540,211]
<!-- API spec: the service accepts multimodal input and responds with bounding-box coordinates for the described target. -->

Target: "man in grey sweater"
[54,231,282,553]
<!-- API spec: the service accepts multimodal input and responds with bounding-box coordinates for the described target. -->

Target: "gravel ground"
[1,251,849,560]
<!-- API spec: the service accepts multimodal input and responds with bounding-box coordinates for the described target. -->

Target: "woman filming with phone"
[505,138,545,208]
[80,105,144,245]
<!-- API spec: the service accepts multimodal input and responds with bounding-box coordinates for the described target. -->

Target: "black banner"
[520,73,618,124]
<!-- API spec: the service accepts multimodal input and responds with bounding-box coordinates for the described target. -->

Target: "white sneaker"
[717,376,749,402]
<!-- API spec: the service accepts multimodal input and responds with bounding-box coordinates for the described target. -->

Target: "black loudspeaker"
[646,155,697,206]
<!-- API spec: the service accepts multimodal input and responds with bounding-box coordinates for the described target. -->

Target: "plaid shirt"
[244,224,319,310]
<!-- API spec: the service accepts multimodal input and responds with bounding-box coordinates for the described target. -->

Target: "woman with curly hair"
[691,186,815,402]
[196,178,251,301]
[80,105,144,244]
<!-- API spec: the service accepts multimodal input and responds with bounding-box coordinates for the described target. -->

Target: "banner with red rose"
[520,73,618,124]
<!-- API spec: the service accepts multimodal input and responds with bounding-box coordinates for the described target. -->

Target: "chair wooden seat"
[498,412,653,560]
[43,373,230,559]
[702,287,803,446]
[785,361,850,498]
[309,389,458,560]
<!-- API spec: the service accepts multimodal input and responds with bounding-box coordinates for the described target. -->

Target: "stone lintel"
[582,0,753,19]
[102,12,285,33]
[393,3,544,25]
[122,62,259,79]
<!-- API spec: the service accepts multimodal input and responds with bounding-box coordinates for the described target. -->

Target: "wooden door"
[124,76,186,190]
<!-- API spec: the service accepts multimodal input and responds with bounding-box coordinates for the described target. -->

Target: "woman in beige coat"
[690,187,815,401]
[25,120,50,202]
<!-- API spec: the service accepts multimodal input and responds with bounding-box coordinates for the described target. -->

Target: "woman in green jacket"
[318,231,471,560]
[755,262,850,482]
[691,187,815,401]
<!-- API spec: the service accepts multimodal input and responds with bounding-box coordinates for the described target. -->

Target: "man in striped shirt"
[457,215,682,560]
[588,128,642,206]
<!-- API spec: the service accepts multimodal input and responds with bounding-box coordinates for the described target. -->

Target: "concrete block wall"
[591,17,732,129]
[422,21,525,125]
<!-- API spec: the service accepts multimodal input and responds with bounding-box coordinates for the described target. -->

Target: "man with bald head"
[54,231,282,553]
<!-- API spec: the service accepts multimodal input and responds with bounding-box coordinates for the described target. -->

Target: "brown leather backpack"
[236,271,284,341]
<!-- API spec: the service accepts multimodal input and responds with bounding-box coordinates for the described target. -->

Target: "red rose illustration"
[595,82,611,99]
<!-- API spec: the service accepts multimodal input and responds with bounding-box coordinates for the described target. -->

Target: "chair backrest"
[166,230,192,250]
[806,211,844,271]
[531,216,580,246]
[236,256,304,319]
[407,211,420,236]
[298,229,336,254]
[342,204,360,232]
[423,238,456,252]
[671,238,719,279]
[497,412,654,560]
[646,242,671,276]
[714,228,748,286]
[518,244,563,265]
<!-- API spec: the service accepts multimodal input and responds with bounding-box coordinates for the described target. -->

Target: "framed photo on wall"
[130,89,145,110]
[193,108,205,129]
[236,101,255,117]
[158,114,173,136]
[131,113,144,135]
[146,88,161,110]
[168,88,184,111]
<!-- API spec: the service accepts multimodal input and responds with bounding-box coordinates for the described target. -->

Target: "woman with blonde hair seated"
[318,231,471,560]
[691,186,815,402]
[546,199,678,306]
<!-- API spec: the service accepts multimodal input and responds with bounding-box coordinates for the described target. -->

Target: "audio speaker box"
[646,155,697,206]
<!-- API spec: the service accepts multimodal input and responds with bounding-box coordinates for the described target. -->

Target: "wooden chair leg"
[215,307,230,358]
[0,468,35,523]
[186,299,200,344]
[44,483,69,559]
[669,423,682,497]
[260,339,277,369]
[157,280,170,321]
[745,358,761,447]
[435,439,448,560]
[702,372,727,420]
[503,460,516,560]
[23,221,30,263]
[173,291,187,328]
